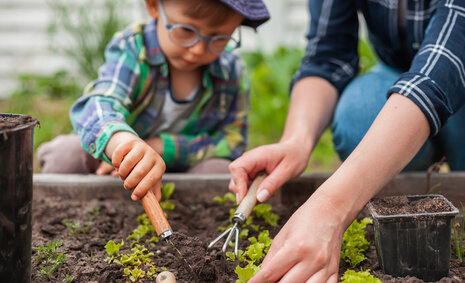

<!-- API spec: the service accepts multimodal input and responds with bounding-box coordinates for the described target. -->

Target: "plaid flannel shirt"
[70,20,249,171]
[293,0,465,136]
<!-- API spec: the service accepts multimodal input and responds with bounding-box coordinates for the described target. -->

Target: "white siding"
[0,0,309,98]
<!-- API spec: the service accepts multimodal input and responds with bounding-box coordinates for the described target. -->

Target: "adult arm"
[388,0,465,135]
[229,0,359,202]
[229,77,337,202]
[250,93,430,283]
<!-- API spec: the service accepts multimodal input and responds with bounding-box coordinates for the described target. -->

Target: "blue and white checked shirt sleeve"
[291,0,360,94]
[388,0,465,136]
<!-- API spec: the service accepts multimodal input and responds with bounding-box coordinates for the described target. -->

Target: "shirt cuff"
[387,73,446,136]
[93,122,138,164]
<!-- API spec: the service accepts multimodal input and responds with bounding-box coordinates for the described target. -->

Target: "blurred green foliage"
[0,0,378,172]
[47,0,130,82]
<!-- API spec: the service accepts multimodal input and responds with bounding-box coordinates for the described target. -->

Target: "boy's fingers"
[96,161,114,175]
[118,145,145,179]
[131,164,164,201]
[124,154,154,191]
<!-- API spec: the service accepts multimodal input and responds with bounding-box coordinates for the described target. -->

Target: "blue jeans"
[332,64,465,171]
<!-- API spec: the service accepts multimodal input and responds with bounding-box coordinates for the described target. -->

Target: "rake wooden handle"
[141,189,172,237]
[236,172,267,219]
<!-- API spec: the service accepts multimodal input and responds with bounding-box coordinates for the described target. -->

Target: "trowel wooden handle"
[156,271,176,283]
[141,190,171,237]
[236,173,267,219]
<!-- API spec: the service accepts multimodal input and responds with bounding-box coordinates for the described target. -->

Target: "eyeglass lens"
[169,25,239,54]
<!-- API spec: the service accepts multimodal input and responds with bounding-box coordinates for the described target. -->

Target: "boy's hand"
[96,161,119,177]
[105,131,166,201]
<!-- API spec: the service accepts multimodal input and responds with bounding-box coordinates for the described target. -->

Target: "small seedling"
[88,206,100,217]
[213,192,236,204]
[63,274,74,283]
[160,182,176,211]
[33,239,67,279]
[62,219,93,236]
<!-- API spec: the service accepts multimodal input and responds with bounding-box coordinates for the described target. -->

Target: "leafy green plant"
[213,192,237,204]
[340,218,373,268]
[340,269,381,283]
[33,239,67,279]
[47,0,131,83]
[453,203,465,262]
[235,264,260,283]
[253,204,280,227]
[160,182,176,211]
[127,214,156,243]
[104,240,124,264]
[227,230,273,282]
[115,244,158,282]
[62,219,93,236]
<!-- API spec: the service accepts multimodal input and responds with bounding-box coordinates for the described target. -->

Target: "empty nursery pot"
[367,194,459,282]
[0,114,38,283]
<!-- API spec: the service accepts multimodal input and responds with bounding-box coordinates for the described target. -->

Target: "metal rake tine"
[234,225,239,258]
[208,226,233,249]
[222,223,238,253]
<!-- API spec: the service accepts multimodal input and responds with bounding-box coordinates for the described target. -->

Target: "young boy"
[37,0,269,201]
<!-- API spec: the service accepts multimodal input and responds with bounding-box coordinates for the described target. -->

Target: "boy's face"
[146,0,243,72]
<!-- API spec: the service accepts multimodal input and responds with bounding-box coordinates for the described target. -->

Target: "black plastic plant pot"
[0,114,38,283]
[367,194,459,281]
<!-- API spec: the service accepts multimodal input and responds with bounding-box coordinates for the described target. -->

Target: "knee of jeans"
[332,122,364,161]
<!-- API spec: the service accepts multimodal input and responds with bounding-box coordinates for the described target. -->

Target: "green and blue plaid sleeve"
[160,57,249,170]
[70,25,148,163]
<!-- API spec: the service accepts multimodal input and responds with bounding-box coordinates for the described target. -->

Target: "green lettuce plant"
[340,217,372,268]
[340,269,381,283]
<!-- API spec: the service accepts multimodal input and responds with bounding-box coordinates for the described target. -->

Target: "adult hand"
[249,192,344,283]
[106,131,166,201]
[229,139,311,203]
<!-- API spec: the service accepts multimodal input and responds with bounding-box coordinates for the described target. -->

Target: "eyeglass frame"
[157,0,242,55]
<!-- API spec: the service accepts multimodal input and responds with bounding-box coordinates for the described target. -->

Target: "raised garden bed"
[32,173,465,282]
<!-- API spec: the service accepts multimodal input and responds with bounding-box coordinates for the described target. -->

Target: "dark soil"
[370,195,452,215]
[0,114,38,132]
[31,192,465,282]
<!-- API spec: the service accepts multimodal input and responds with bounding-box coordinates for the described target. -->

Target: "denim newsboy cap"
[219,0,270,29]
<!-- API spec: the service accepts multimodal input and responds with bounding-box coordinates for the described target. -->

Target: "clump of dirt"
[0,114,38,131]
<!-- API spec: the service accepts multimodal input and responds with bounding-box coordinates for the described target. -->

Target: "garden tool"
[141,190,195,275]
[208,172,267,264]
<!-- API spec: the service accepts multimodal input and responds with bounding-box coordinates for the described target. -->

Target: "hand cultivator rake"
[208,173,267,264]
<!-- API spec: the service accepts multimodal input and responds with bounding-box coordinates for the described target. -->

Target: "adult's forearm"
[314,94,430,227]
[281,76,338,155]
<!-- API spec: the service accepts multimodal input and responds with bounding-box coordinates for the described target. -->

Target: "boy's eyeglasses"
[158,0,241,55]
